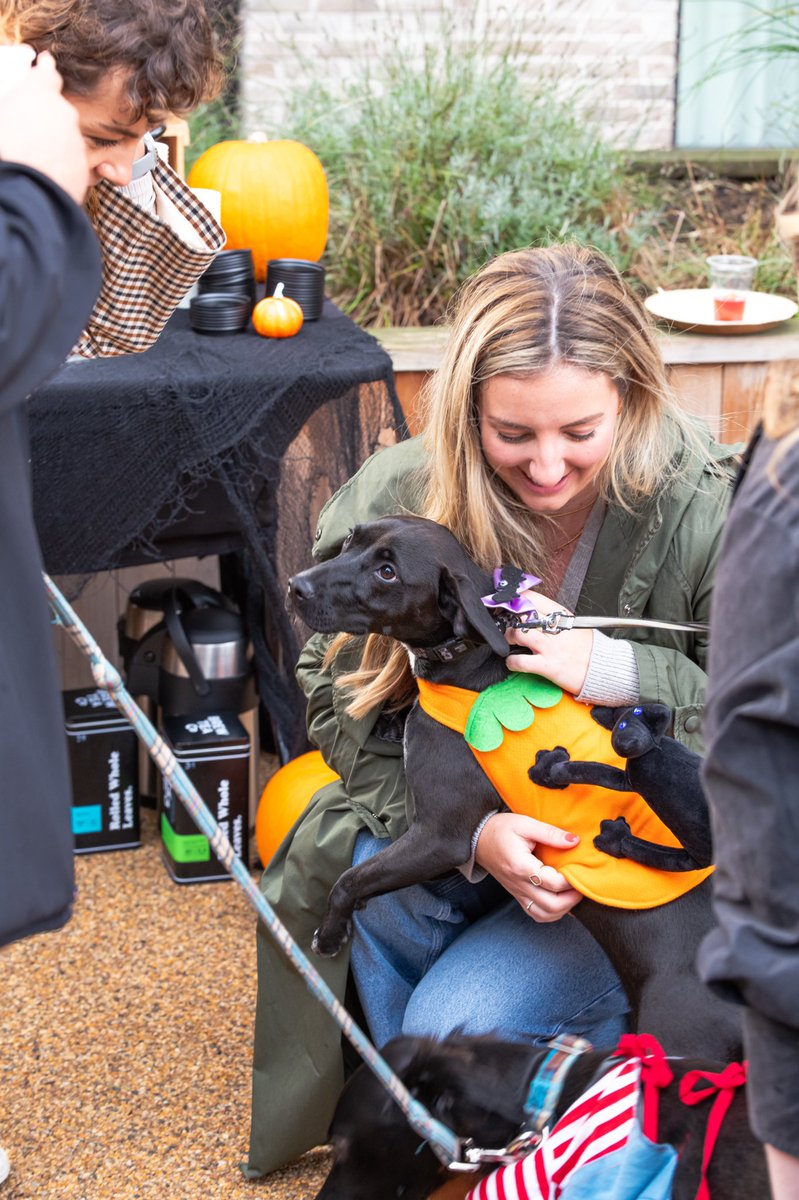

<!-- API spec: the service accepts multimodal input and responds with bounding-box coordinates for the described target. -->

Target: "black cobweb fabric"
[29,304,405,759]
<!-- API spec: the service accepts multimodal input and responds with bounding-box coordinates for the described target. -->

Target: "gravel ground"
[0,805,332,1200]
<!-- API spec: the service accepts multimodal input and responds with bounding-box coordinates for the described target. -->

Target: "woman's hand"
[475,811,583,922]
[505,590,594,696]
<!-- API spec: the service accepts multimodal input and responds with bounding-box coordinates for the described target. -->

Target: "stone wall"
[241,0,680,150]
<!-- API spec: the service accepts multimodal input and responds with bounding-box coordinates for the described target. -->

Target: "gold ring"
[529,873,542,887]
[525,899,535,913]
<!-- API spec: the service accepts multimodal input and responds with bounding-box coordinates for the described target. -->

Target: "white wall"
[241,0,681,151]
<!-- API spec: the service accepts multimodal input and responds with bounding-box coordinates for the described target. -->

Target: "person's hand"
[505,590,594,695]
[475,811,583,922]
[0,48,90,204]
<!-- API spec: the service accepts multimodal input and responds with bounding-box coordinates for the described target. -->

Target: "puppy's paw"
[594,816,631,858]
[529,746,571,789]
[311,920,351,958]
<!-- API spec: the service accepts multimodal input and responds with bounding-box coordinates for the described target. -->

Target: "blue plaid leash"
[44,572,463,1169]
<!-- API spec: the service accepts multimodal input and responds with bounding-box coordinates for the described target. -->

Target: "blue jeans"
[351,830,629,1049]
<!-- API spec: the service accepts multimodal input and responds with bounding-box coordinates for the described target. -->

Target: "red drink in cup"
[714,293,746,321]
[707,255,758,323]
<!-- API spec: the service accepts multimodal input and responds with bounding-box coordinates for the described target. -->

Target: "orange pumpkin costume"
[416,675,713,909]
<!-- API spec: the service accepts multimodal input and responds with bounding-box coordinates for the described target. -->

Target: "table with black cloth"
[28,302,405,760]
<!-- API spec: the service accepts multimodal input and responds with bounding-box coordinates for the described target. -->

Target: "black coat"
[0,164,101,947]
[699,428,799,1157]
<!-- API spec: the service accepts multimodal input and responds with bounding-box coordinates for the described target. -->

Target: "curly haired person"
[1,0,228,356]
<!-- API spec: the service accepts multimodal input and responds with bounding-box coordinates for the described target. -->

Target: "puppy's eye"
[377,563,397,581]
[342,530,354,549]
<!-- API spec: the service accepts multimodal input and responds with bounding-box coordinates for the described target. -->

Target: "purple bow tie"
[481,565,541,613]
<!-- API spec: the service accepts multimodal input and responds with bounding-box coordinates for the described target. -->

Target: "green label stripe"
[161,814,210,863]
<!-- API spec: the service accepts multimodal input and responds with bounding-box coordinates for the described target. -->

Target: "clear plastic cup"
[706,255,758,321]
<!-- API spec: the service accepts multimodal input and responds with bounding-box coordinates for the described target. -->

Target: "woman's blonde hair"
[336,243,718,717]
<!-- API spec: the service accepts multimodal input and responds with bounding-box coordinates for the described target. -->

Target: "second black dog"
[315,1033,767,1200]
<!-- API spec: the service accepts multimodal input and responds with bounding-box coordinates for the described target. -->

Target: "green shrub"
[284,24,644,326]
[278,10,796,324]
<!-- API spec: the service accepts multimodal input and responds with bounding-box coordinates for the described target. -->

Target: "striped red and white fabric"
[466,1056,642,1200]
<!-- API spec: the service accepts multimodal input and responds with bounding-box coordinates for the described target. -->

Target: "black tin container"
[64,688,140,853]
[158,712,249,883]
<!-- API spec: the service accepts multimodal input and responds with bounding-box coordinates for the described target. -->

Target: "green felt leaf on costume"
[464,673,563,752]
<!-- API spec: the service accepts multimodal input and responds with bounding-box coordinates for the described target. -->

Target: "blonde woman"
[699,375,799,1198]
[247,244,740,1178]
[1,0,227,357]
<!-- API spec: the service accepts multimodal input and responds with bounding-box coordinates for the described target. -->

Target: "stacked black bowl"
[265,258,326,321]
[198,248,257,312]
[189,292,252,335]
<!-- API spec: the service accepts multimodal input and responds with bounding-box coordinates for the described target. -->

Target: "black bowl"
[201,249,257,309]
[204,248,255,277]
[198,274,257,309]
[265,258,326,321]
[189,291,252,335]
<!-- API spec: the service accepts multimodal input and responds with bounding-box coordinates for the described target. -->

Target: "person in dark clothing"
[699,393,799,1198]
[0,45,101,951]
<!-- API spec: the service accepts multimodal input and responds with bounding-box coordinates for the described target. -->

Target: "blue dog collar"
[523,1034,593,1135]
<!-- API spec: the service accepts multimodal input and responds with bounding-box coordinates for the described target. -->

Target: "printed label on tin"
[73,805,103,835]
[217,777,245,860]
[107,751,136,832]
[183,715,231,738]
[74,689,117,711]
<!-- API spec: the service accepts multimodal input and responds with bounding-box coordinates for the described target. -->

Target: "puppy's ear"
[439,568,510,658]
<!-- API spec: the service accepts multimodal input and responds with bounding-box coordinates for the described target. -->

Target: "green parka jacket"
[246,430,739,1178]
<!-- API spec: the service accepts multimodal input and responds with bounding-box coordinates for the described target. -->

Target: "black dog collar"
[408,635,482,663]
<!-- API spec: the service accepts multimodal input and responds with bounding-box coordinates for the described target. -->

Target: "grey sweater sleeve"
[577,630,640,706]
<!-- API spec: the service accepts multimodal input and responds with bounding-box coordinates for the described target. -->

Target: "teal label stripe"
[73,805,103,835]
[160,814,210,863]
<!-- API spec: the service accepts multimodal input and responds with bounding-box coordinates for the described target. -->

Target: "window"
[676,0,799,149]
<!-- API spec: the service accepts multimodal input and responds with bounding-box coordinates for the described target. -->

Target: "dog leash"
[44,574,465,1172]
[482,569,709,636]
[507,612,709,636]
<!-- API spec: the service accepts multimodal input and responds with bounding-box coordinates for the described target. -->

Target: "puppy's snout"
[288,573,315,606]
[289,575,314,600]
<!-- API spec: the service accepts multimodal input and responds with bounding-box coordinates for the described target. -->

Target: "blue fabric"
[350,830,630,1048]
[562,1121,677,1199]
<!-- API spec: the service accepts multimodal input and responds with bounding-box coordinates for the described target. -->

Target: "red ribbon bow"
[616,1033,674,1142]
[679,1061,748,1200]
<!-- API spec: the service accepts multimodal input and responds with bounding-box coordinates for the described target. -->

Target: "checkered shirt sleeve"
[72,159,225,358]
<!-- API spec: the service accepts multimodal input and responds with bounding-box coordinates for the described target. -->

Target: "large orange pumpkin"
[188,134,329,282]
[255,750,339,869]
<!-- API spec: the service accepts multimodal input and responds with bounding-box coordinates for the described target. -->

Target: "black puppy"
[315,1033,768,1200]
[289,515,741,1060]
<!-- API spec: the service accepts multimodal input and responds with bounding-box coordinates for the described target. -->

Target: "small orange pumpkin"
[255,750,339,868]
[252,283,304,339]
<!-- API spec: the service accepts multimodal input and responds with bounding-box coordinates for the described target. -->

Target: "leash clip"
[448,1129,544,1171]
[510,609,574,634]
